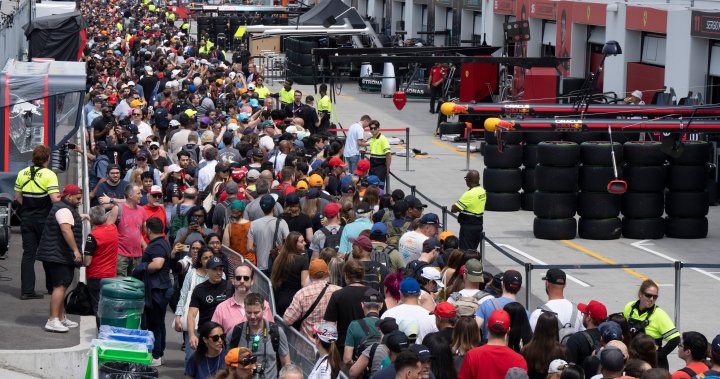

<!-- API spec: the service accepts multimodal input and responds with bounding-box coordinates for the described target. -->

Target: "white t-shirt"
[308,355,332,379]
[529,298,585,332]
[136,121,153,141]
[197,160,217,192]
[343,122,364,157]
[259,135,274,152]
[398,230,428,264]
[381,303,437,343]
[447,288,481,304]
[55,208,75,225]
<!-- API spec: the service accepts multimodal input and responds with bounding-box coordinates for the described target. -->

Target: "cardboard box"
[250,36,281,55]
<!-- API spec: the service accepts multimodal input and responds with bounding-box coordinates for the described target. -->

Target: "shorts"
[42,261,75,288]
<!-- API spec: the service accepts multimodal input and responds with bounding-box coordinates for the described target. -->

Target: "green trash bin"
[100,277,145,291]
[98,283,145,329]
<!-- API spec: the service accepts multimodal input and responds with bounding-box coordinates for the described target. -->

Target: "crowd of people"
[9,0,719,378]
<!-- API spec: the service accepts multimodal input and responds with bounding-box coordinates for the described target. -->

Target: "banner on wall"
[556,2,572,77]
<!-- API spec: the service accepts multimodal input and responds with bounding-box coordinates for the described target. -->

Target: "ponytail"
[321,340,342,379]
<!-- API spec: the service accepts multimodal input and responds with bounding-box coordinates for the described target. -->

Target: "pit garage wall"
[666,10,708,102]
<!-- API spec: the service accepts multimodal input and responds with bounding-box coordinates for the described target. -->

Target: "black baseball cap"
[405,195,426,209]
[382,331,409,353]
[354,201,373,214]
[503,270,523,291]
[542,269,567,285]
[376,318,399,334]
[409,344,432,361]
[362,288,383,303]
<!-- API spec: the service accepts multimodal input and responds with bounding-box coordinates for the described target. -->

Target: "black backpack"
[352,318,381,379]
[64,282,94,316]
[320,225,343,250]
[363,261,384,292]
[153,106,170,130]
[404,259,430,279]
[370,245,392,269]
[228,321,281,363]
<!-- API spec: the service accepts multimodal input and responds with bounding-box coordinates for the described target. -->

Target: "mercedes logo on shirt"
[206,295,214,303]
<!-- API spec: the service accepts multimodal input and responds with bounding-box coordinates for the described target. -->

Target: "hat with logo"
[548,359,568,374]
[225,347,256,369]
[126,135,139,144]
[354,201,373,214]
[309,259,329,277]
[231,167,248,182]
[324,202,341,218]
[409,344,432,361]
[313,323,338,343]
[376,317,399,334]
[362,288,383,303]
[419,213,442,227]
[340,181,356,194]
[349,235,373,252]
[149,185,163,195]
[366,175,384,188]
[503,270,523,291]
[383,331,409,353]
[370,222,388,237]
[599,346,626,372]
[599,321,622,342]
[354,159,371,175]
[578,300,608,323]
[400,278,421,294]
[431,302,457,318]
[542,269,567,285]
[62,184,82,197]
[419,266,445,288]
[712,335,720,359]
[464,259,484,283]
[487,309,511,333]
[206,256,225,270]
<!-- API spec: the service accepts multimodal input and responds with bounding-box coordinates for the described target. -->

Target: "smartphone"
[67,143,76,150]
[182,244,190,252]
[190,215,199,225]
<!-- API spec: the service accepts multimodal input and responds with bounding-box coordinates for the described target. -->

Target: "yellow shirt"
[254,85,271,99]
[454,186,486,216]
[623,301,679,342]
[318,94,332,113]
[279,88,294,105]
[368,133,391,160]
[15,166,59,216]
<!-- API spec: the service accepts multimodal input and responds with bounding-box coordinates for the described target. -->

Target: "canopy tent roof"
[0,59,87,107]
[23,11,86,36]
[295,0,366,29]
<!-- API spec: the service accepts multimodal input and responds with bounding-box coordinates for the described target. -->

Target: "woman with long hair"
[423,332,457,379]
[440,249,463,288]
[362,186,380,212]
[308,323,342,379]
[444,250,482,296]
[271,231,310,316]
[300,193,323,232]
[175,247,215,365]
[504,301,533,352]
[319,247,345,286]
[164,164,185,206]
[185,321,227,379]
[521,312,566,379]
[451,316,481,372]
[222,200,254,264]
[630,333,659,368]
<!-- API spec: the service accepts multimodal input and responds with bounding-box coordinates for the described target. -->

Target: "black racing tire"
[439,122,467,136]
[535,165,578,192]
[0,226,7,257]
[668,141,710,165]
[621,217,665,239]
[580,141,623,166]
[624,165,667,192]
[523,144,539,168]
[665,217,708,239]
[524,132,563,145]
[621,191,664,218]
[667,165,708,191]
[521,191,534,211]
[533,217,577,240]
[294,53,314,66]
[537,141,580,167]
[486,192,521,212]
[578,217,622,240]
[483,168,522,192]
[577,192,621,218]
[563,132,606,144]
[484,131,523,145]
[533,191,577,218]
[484,144,524,169]
[522,168,536,192]
[605,133,640,144]
[665,191,709,217]
[580,165,619,192]
[623,141,666,166]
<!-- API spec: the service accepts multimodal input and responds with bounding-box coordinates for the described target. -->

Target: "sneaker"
[60,318,78,328]
[20,292,44,300]
[150,358,163,367]
[45,318,69,333]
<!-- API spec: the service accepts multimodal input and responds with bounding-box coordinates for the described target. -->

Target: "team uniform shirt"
[15,166,59,218]
[211,297,274,334]
[84,224,119,279]
[622,301,679,343]
[398,230,428,264]
[458,344,528,379]
[117,204,147,258]
[454,186,486,224]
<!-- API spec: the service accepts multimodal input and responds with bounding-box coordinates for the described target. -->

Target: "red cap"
[431,302,457,318]
[354,159,370,175]
[577,300,608,322]
[488,309,511,333]
[232,167,248,182]
[328,156,347,168]
[62,184,82,197]
[324,203,341,218]
[349,235,373,251]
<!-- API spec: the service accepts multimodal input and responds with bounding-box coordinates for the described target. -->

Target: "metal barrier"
[387,169,720,330]
[221,245,277,315]
[253,53,287,85]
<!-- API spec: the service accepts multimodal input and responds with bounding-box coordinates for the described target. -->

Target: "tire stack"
[621,142,666,239]
[483,131,523,212]
[665,141,711,238]
[284,37,317,85]
[521,131,563,211]
[577,142,623,239]
[533,141,580,240]
[197,16,213,42]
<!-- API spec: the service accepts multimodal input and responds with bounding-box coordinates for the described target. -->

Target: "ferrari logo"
[643,10,648,26]
[465,70,469,78]
[587,5,591,20]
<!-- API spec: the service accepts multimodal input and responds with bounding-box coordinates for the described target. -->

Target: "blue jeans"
[346,155,360,174]
[183,330,196,366]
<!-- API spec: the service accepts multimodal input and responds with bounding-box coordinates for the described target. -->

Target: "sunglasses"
[133,113,142,116]
[235,275,251,282]
[207,333,226,342]
[643,292,658,300]
[236,355,257,366]
[150,194,162,198]
[149,145,159,150]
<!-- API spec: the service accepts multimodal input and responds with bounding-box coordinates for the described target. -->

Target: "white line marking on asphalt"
[631,240,720,282]
[498,244,592,287]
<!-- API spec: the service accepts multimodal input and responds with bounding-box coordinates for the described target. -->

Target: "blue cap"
[260,194,276,213]
[206,256,224,270]
[400,278,420,294]
[341,181,356,194]
[249,98,259,108]
[370,222,387,237]
[188,85,197,93]
[598,321,622,341]
[366,175,384,188]
[238,112,250,121]
[285,191,300,205]
[419,213,442,227]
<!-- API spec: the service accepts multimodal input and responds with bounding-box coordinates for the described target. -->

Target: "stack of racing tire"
[664,141,710,238]
[532,141,580,240]
[620,142,667,239]
[284,37,317,85]
[577,142,623,239]
[520,131,564,211]
[483,131,523,212]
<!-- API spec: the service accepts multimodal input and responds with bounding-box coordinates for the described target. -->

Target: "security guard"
[278,79,295,107]
[367,120,391,182]
[14,145,61,299]
[451,170,486,250]
[317,83,332,134]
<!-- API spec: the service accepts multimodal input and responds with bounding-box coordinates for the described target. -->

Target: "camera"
[66,143,77,150]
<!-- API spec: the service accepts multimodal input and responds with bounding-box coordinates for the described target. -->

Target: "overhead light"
[323,7,355,28]
[602,40,622,56]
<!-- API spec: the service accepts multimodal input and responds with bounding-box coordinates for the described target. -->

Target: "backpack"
[169,204,189,244]
[320,225,343,250]
[228,321,281,364]
[693,369,720,378]
[181,144,199,163]
[363,261,384,292]
[370,245,392,268]
[385,220,410,249]
[352,318,381,379]
[539,304,580,345]
[449,290,493,312]
[153,106,170,130]
[64,282,94,316]
[404,259,430,279]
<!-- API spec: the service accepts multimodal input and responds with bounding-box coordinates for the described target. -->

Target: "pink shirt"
[211,297,274,334]
[117,204,146,258]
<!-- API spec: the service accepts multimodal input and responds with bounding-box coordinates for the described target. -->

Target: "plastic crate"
[85,339,152,379]
[98,326,154,350]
